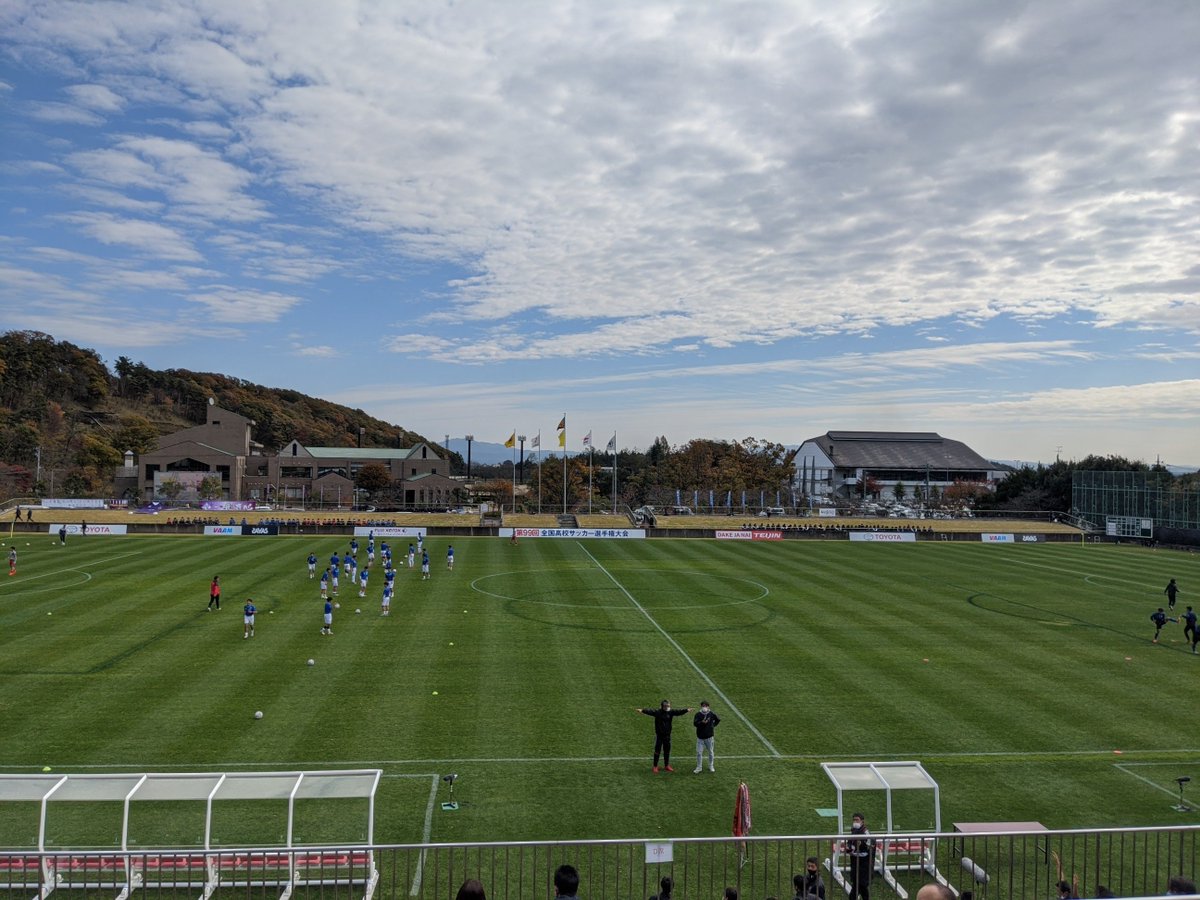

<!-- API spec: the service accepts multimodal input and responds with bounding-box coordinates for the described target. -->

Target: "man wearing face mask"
[693,700,721,773]
[845,812,874,900]
[635,699,691,773]
[793,857,825,899]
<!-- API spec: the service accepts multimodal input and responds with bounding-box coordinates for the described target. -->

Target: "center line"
[577,543,780,758]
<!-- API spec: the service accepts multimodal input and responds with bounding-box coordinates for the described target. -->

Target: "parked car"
[758,507,786,517]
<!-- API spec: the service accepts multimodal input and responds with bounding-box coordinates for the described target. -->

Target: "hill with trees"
[0,330,452,498]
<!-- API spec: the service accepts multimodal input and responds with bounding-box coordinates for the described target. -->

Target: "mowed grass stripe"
[2,535,1198,839]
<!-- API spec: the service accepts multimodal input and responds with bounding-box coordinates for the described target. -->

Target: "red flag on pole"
[733,781,752,837]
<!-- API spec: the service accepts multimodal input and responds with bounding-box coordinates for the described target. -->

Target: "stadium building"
[793,430,1007,502]
[125,401,458,508]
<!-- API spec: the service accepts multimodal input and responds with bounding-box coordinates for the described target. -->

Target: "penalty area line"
[577,543,781,758]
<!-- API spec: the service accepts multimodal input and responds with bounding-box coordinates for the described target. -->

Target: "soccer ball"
[307,659,315,667]
[355,608,361,614]
[254,711,263,720]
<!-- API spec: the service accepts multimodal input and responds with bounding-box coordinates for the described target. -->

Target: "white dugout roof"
[0,769,381,851]
[820,760,941,833]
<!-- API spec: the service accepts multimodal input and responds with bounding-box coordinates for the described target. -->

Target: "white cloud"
[65,83,124,111]
[59,211,201,261]
[295,344,338,358]
[26,101,104,125]
[187,286,303,322]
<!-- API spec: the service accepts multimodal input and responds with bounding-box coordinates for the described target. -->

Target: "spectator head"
[658,876,672,898]
[915,885,954,900]
[554,864,580,897]
[455,879,486,900]
[1168,875,1197,894]
[723,888,738,900]
[1056,880,1071,897]
[661,699,671,709]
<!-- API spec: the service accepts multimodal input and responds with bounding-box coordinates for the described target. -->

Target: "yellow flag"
[557,430,566,448]
[504,432,516,448]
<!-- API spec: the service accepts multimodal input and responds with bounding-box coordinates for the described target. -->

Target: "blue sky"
[1,1,1197,466]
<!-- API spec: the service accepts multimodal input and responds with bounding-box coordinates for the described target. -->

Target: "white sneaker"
[709,765,716,772]
[693,767,702,774]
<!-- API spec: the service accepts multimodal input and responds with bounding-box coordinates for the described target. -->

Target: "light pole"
[358,427,365,448]
[34,447,41,490]
[465,435,474,479]
[518,436,526,482]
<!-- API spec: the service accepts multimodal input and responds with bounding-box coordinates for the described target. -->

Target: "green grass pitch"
[0,533,1197,848]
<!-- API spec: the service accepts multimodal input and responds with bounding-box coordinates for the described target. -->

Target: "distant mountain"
[991,459,1197,476]
[445,438,579,467]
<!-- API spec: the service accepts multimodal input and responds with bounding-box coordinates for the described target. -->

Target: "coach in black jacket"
[635,700,691,772]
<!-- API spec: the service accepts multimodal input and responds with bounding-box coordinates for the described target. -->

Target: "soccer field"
[1,534,1198,848]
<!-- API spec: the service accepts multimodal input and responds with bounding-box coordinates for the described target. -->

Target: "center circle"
[470,568,768,610]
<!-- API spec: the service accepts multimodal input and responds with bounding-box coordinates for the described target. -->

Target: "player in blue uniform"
[347,554,357,583]
[320,568,330,598]
[322,598,333,635]
[1151,607,1176,643]
[1182,606,1197,652]
[367,535,375,563]
[330,551,340,575]
[384,566,396,588]
[446,545,455,570]
[381,583,393,616]
[407,543,416,568]
[243,599,256,639]
[417,534,424,554]
[349,538,359,559]
[307,552,317,579]
[358,565,370,597]
[421,550,430,580]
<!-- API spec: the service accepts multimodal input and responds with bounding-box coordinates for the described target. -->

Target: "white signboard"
[644,842,674,864]
[500,528,646,539]
[848,531,917,542]
[353,526,428,538]
[981,533,1015,543]
[46,523,128,535]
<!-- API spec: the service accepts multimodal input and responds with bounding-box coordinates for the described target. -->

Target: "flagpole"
[588,443,593,515]
[560,414,566,516]
[511,431,516,515]
[536,430,542,516]
[611,431,617,513]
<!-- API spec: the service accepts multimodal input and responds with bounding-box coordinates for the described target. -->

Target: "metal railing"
[3,826,1199,900]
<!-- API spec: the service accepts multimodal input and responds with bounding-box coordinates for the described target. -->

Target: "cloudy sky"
[1,1,1197,465]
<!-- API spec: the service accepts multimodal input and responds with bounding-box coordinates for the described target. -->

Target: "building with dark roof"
[793,431,1007,501]
[131,402,459,508]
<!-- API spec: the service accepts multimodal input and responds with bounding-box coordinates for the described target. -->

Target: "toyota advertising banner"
[46,523,128,535]
[848,531,917,542]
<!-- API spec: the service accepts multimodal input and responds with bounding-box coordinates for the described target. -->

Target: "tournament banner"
[981,533,1015,543]
[715,530,783,541]
[500,527,646,540]
[353,526,427,538]
[200,500,257,511]
[848,531,917,542]
[46,523,128,535]
[42,499,107,509]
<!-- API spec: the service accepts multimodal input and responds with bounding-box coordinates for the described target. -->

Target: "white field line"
[578,543,782,757]
[9,749,1200,772]
[992,554,1168,591]
[1113,763,1186,799]
[409,774,439,896]
[0,550,144,593]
